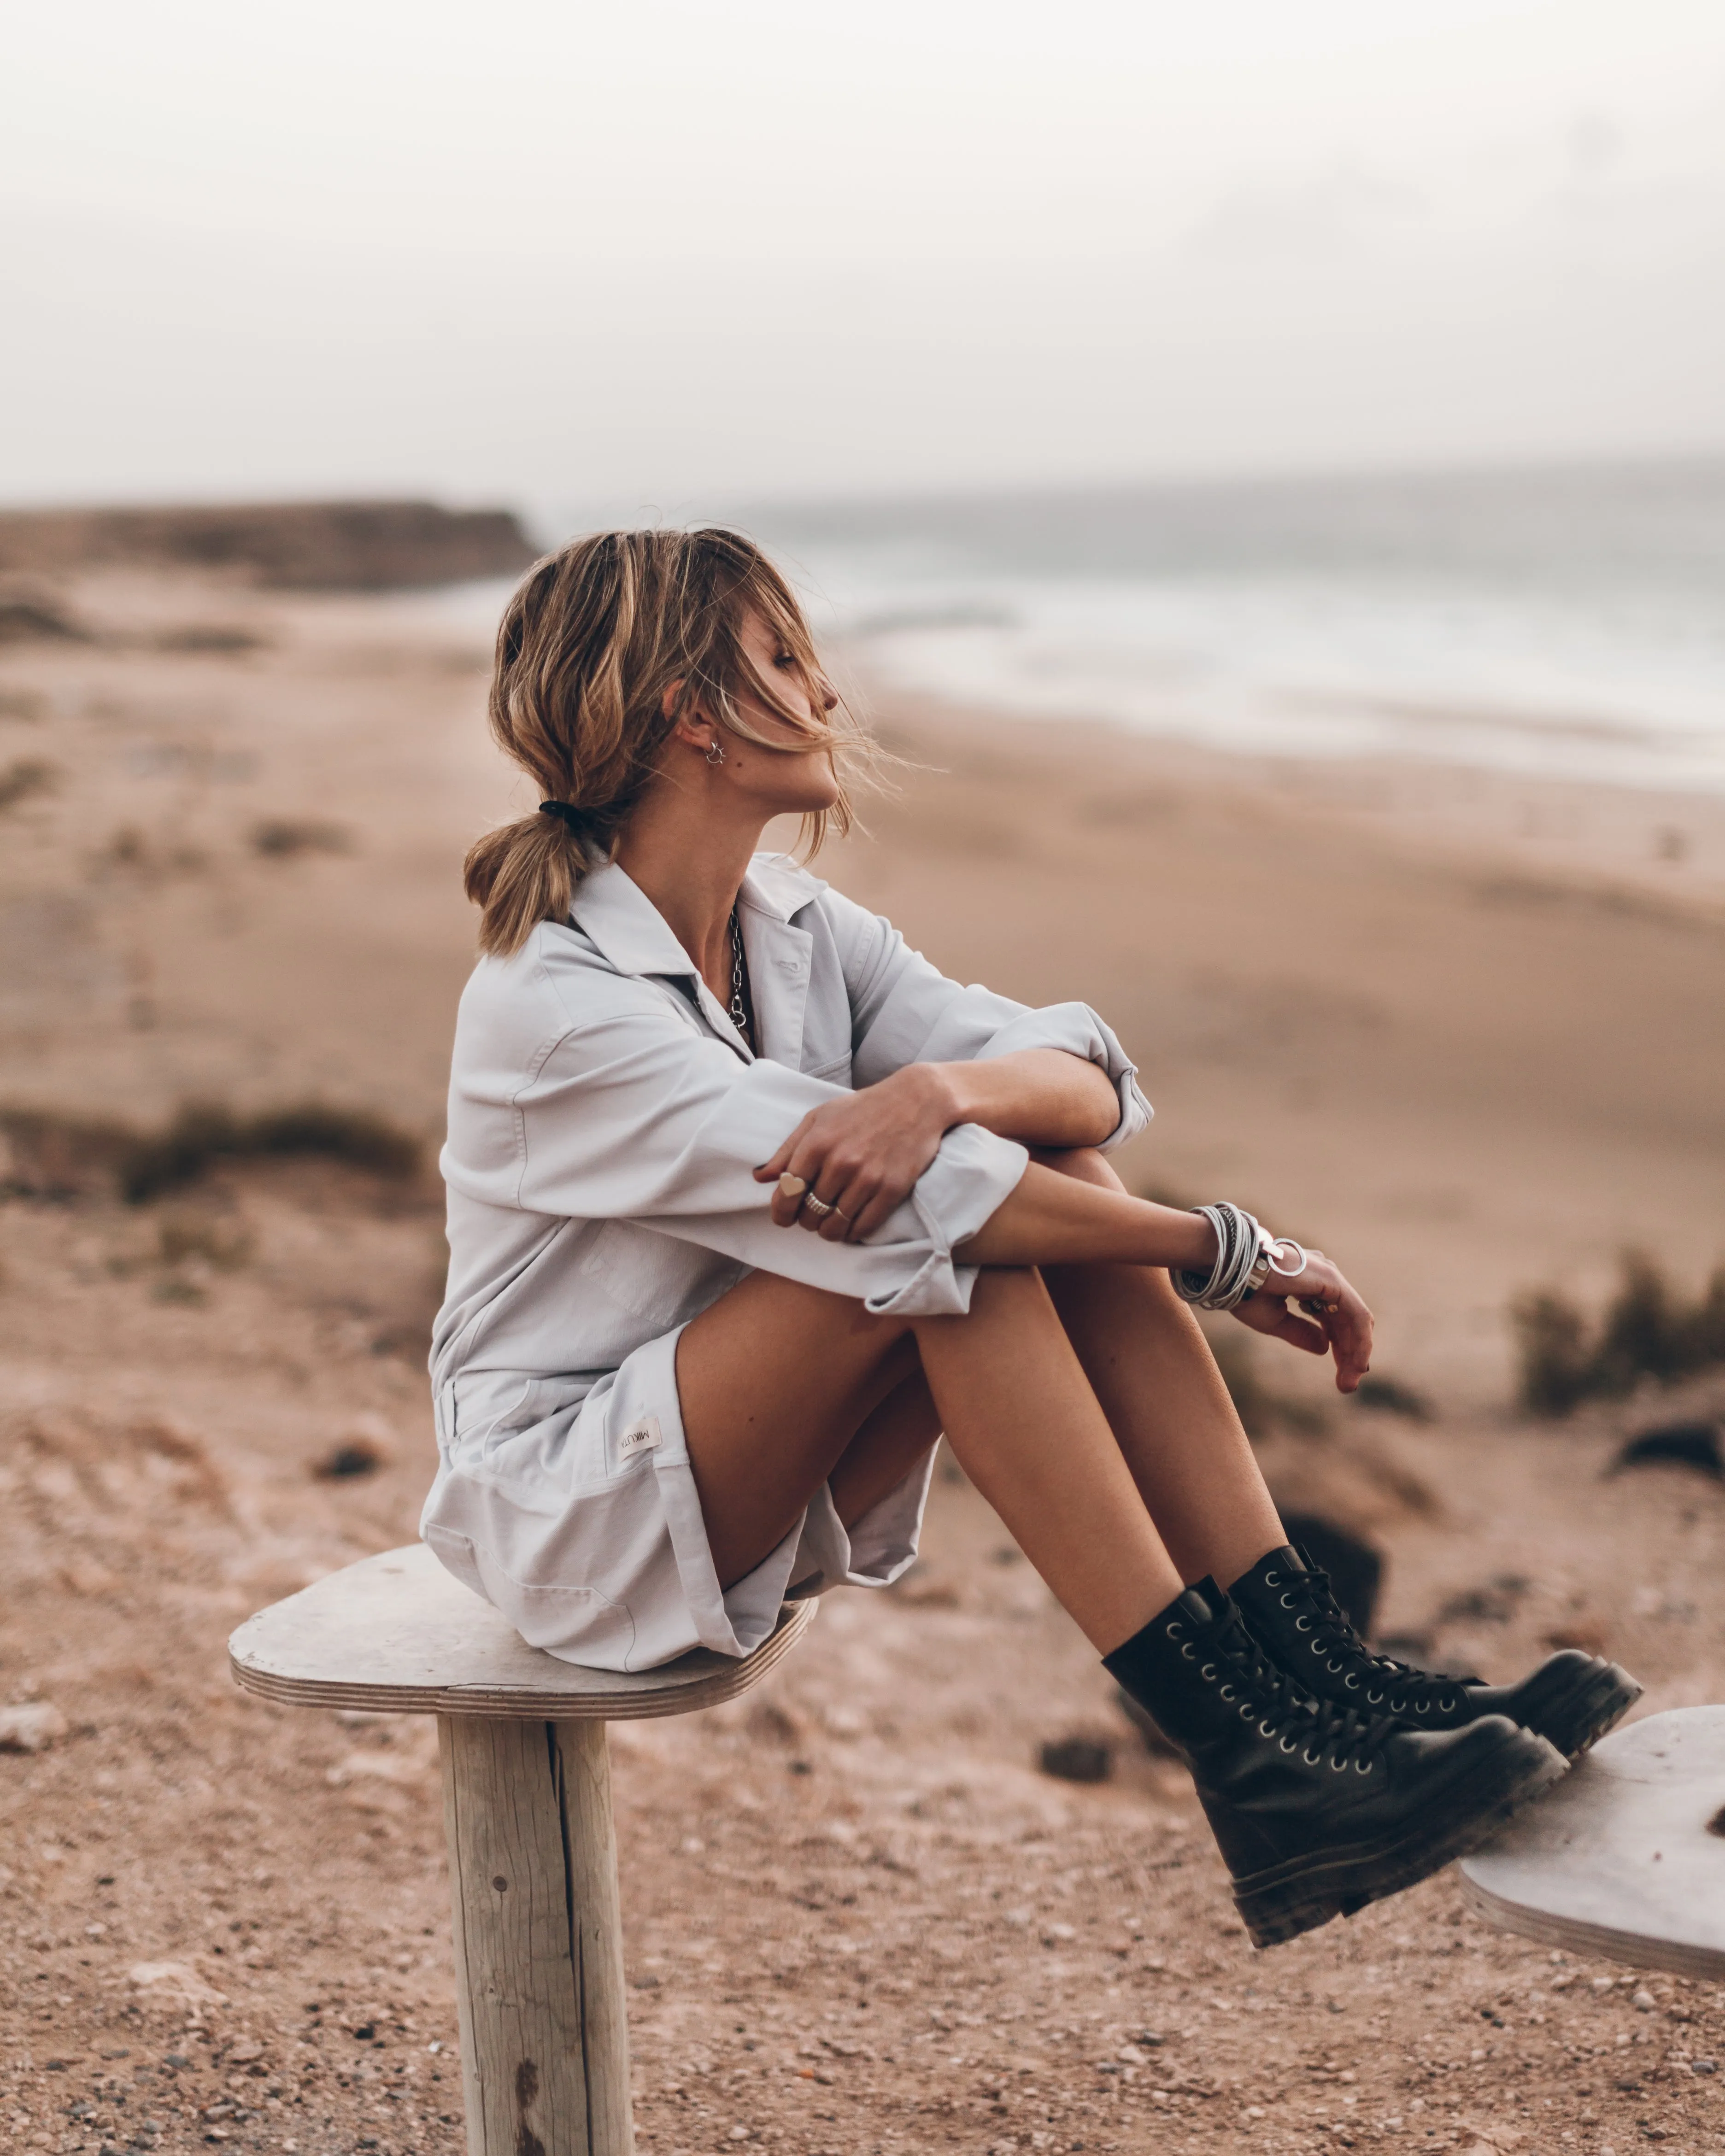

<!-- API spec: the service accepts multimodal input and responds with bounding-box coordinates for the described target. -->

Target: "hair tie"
[539,800,593,834]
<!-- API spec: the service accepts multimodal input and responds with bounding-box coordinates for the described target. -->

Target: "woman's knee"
[912,1262,1056,1342]
[1028,1143,1127,1193]
[677,1264,916,1401]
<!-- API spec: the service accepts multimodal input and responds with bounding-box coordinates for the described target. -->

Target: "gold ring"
[802,1193,835,1219]
[777,1172,809,1202]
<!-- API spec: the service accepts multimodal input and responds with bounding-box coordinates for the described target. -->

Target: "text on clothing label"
[618,1415,663,1461]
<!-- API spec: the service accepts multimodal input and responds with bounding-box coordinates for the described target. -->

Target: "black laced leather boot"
[1229,1545,1642,1761]
[1104,1578,1565,1948]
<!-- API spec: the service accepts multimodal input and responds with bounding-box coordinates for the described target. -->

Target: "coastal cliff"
[0,497,536,590]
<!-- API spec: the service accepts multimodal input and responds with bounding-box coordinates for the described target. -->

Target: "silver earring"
[704,738,725,767]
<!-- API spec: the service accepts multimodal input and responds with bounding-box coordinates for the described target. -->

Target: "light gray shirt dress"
[422,851,1151,1671]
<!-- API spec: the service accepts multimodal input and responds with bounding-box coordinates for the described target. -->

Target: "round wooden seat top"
[1460,1705,1725,1979]
[228,1543,816,1720]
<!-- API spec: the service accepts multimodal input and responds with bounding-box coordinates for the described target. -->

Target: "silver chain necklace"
[728,904,751,1045]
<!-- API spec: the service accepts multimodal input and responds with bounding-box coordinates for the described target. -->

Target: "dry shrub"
[0,592,88,644]
[154,624,266,654]
[1,1098,422,1202]
[0,1107,138,1196]
[1354,1373,1433,1421]
[1513,1251,1725,1417]
[0,757,57,810]
[118,1101,421,1201]
[249,817,352,858]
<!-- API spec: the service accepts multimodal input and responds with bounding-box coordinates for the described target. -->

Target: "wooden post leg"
[439,1716,634,2156]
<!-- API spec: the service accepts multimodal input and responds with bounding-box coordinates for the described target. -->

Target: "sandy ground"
[2,571,1724,2156]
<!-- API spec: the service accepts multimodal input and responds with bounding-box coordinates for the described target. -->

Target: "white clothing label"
[618,1415,663,1461]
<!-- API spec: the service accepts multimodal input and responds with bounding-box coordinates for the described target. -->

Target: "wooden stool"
[229,1543,816,2156]
[1459,1705,1725,1979]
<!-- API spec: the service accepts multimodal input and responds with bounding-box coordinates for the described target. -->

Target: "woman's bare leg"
[1037,1147,1286,1587]
[674,1272,923,1586]
[675,1265,1182,1651]
[827,1370,943,1530]
[913,1268,1183,1647]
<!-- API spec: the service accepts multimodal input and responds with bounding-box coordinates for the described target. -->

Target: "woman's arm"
[755,1050,1118,1237]
[959,1163,1374,1389]
[458,974,1028,1320]
[955,1159,1215,1270]
[757,1090,1375,1389]
[939,1047,1122,1148]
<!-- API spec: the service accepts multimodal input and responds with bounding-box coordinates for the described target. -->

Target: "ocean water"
[742,461,1725,795]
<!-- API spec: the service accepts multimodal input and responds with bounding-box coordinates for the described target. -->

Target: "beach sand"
[1,572,1723,2152]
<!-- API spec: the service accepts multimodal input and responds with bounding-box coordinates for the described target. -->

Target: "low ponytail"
[462,811,585,959]
[462,527,860,958]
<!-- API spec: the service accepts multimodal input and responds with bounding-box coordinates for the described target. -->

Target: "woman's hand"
[754,1064,956,1241]
[1231,1247,1374,1394]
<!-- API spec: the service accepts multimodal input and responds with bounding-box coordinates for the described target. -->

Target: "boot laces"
[1272,1564,1478,1714]
[1199,1601,1395,1771]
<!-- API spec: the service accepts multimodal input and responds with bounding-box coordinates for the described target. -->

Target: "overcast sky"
[4,0,1725,514]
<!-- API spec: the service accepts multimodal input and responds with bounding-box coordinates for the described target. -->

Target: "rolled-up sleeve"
[825,892,1152,1151]
[446,995,1028,1318]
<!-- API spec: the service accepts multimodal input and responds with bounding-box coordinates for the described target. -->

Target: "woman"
[426,528,1638,1947]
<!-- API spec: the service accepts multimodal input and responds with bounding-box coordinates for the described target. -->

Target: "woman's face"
[721,607,843,815]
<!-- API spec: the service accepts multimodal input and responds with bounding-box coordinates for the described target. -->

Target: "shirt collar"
[568,851,826,978]
[738,850,828,924]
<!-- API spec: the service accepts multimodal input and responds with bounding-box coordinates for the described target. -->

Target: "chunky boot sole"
[1521,1660,1641,1760]
[1228,1734,1568,1949]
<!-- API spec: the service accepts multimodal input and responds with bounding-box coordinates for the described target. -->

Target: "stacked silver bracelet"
[1172,1201,1308,1312]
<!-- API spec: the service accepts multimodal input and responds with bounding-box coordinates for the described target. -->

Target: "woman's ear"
[662,680,714,751]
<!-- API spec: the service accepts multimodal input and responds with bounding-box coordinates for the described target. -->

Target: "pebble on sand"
[1037,1735,1113,1784]
[0,1702,69,1753]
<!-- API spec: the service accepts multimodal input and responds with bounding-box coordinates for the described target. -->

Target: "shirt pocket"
[452,1372,584,1468]
[579,1217,737,1331]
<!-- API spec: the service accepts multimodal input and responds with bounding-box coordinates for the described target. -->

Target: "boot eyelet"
[1259,1719,1276,1739]
[1200,1662,1219,1681]
[1367,1689,1383,1704]
[1218,1684,1236,1700]
[1279,1593,1297,1608]
[1329,1757,1348,1772]
[1166,1623,1183,1640]
[1302,1748,1321,1766]
[1265,1571,1281,1586]
[1239,1704,1255,1722]
[1344,1674,1360,1690]
[1444,1695,1458,1712]
[1353,1758,1373,1774]
[1180,1643,1196,1661]
[1279,1735,1297,1753]
[1326,1658,1344,1673]
[1295,1616,1313,1632]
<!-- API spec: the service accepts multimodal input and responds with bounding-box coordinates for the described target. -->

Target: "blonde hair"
[463,527,858,957]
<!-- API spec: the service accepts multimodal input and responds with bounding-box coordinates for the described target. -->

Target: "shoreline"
[840,667,1725,922]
